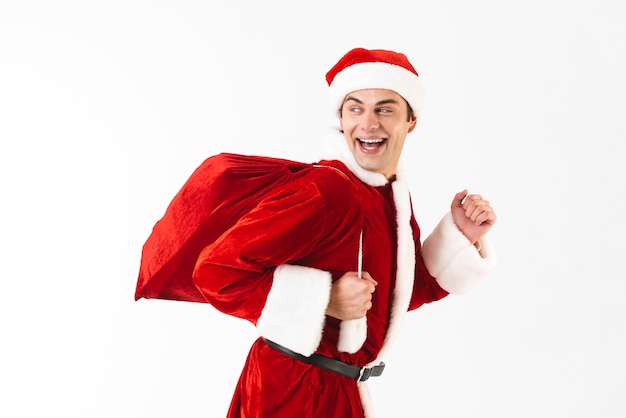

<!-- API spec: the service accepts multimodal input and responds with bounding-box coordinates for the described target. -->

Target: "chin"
[356,158,382,174]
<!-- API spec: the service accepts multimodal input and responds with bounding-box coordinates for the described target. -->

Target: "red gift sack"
[135,153,314,303]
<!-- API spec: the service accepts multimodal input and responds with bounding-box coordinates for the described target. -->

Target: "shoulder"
[303,162,362,202]
[260,161,361,218]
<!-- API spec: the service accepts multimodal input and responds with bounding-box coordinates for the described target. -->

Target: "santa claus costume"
[192,48,496,418]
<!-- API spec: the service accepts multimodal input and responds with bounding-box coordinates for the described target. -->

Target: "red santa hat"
[326,47,425,118]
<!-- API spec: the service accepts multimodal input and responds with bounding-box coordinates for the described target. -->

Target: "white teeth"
[358,138,385,151]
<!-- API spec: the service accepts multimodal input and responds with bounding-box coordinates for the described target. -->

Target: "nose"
[360,110,380,131]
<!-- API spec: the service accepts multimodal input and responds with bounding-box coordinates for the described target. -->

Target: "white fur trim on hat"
[329,61,425,118]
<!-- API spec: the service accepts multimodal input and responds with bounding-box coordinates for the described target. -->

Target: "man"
[192,47,497,418]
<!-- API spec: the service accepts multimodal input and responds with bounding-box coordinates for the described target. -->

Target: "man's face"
[339,89,417,179]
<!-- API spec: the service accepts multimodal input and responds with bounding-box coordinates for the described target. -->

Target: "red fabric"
[325,48,419,86]
[135,153,312,303]
[193,161,364,322]
[193,160,448,417]
[228,338,364,418]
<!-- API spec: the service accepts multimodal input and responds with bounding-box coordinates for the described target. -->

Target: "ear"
[407,112,418,133]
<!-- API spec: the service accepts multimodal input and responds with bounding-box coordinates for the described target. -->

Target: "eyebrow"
[344,96,401,106]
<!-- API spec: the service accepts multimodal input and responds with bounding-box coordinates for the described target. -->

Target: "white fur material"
[354,175,417,418]
[358,381,375,418]
[337,317,367,353]
[370,177,416,364]
[422,213,497,294]
[329,61,425,119]
[256,264,332,356]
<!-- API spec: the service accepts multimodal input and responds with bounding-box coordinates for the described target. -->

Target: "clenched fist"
[325,271,377,320]
[451,189,497,244]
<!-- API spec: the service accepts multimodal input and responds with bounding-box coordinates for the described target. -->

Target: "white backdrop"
[1,1,625,417]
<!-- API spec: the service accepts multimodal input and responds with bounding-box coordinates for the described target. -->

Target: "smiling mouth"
[358,137,387,152]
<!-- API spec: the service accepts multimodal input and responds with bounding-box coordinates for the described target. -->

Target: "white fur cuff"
[256,264,332,356]
[422,213,497,294]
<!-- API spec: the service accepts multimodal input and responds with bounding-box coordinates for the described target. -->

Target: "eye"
[376,108,392,114]
[349,106,362,114]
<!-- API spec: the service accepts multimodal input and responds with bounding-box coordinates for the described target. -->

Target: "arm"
[192,172,362,355]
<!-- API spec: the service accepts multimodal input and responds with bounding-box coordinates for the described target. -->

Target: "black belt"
[263,338,385,382]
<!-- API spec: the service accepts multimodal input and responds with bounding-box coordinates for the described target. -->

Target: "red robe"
[192,139,496,418]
